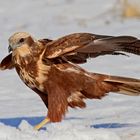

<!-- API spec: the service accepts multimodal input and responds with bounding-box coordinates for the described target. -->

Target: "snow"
[0,0,140,140]
[0,120,121,140]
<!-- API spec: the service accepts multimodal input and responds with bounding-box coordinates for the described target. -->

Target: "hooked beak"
[8,45,13,53]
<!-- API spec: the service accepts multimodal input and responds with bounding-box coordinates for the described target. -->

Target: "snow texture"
[0,0,140,140]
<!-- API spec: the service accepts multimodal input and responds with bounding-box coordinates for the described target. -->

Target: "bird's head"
[8,32,35,53]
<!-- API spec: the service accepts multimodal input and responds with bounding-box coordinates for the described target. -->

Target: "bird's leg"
[34,117,50,130]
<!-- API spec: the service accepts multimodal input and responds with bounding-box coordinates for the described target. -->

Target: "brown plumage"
[0,32,140,129]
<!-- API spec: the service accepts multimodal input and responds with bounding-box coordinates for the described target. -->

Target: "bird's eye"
[19,38,24,43]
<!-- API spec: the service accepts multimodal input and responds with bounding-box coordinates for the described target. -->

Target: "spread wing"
[0,53,14,70]
[42,33,140,64]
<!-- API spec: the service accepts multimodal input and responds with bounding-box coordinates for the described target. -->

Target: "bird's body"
[0,32,140,129]
[10,38,118,122]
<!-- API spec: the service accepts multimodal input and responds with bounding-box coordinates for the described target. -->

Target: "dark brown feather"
[32,88,48,108]
[38,38,53,45]
[0,53,14,70]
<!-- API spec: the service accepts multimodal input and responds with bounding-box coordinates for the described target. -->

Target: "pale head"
[8,32,34,52]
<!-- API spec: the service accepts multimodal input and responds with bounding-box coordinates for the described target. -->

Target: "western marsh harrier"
[0,32,140,130]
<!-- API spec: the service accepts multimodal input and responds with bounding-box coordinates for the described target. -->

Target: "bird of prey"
[0,32,140,130]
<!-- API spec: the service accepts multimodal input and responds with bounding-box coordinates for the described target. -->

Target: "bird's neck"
[14,44,30,56]
[12,45,31,66]
[12,42,44,66]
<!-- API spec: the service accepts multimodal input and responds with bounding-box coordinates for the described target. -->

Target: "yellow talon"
[34,117,50,130]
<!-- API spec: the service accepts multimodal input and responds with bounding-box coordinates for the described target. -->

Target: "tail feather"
[104,75,140,96]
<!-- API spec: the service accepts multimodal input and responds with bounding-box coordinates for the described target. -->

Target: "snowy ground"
[0,0,140,140]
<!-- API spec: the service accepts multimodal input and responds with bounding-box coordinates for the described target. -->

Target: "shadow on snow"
[0,116,139,129]
[91,123,135,129]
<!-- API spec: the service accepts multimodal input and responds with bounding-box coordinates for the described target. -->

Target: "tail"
[93,73,140,96]
[64,70,140,109]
